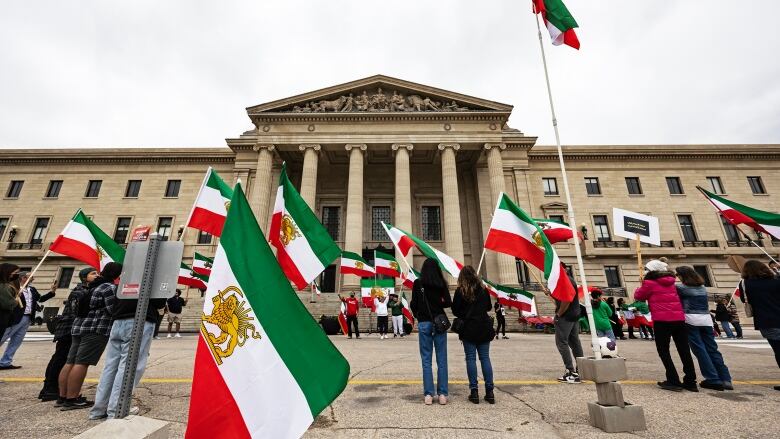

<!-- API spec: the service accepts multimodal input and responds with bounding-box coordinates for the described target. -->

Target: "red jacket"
[343,297,359,316]
[634,275,685,322]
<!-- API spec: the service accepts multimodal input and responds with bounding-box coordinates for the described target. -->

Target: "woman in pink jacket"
[634,260,697,392]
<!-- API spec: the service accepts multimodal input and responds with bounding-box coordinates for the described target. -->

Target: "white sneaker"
[167,334,172,338]
[129,406,139,415]
[153,336,159,340]
[175,333,182,338]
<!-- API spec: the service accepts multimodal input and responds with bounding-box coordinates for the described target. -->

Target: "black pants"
[767,338,780,368]
[640,325,654,338]
[495,315,506,336]
[653,321,696,385]
[346,315,360,338]
[39,337,71,396]
[611,321,624,339]
[377,316,388,335]
[153,314,164,337]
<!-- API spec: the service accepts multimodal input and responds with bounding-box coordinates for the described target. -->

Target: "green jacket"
[592,300,613,331]
[0,284,19,312]
[631,300,650,314]
[388,299,403,316]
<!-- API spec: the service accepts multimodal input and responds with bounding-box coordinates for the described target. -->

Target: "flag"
[49,209,126,270]
[380,222,416,257]
[360,278,394,311]
[401,268,420,289]
[484,193,575,301]
[374,251,402,278]
[186,183,349,439]
[381,222,463,278]
[533,218,583,244]
[339,251,375,277]
[400,291,414,329]
[269,163,341,290]
[179,262,208,290]
[337,301,349,337]
[698,186,780,240]
[483,279,535,312]
[312,283,321,297]
[186,167,234,237]
[533,0,580,50]
[193,252,214,276]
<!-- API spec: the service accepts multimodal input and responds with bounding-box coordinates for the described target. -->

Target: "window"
[625,177,642,195]
[125,180,142,197]
[515,258,531,285]
[693,265,712,287]
[322,206,341,241]
[30,218,50,244]
[371,207,391,241]
[57,267,75,289]
[45,180,63,198]
[421,206,442,241]
[548,214,565,224]
[113,217,132,244]
[678,214,698,241]
[542,178,558,196]
[666,177,684,195]
[164,180,181,198]
[593,215,611,241]
[0,217,8,241]
[156,217,173,239]
[604,266,622,288]
[747,176,766,194]
[720,216,741,242]
[6,180,23,198]
[706,176,725,194]
[197,230,213,245]
[585,177,601,195]
[319,265,337,293]
[85,180,102,198]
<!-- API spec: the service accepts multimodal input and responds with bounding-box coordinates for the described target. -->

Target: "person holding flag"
[738,260,780,390]
[338,292,361,339]
[388,294,405,338]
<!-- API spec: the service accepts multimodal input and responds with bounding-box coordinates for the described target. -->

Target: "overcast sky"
[1,0,779,149]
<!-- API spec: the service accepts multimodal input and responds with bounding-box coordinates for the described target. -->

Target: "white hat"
[645,259,669,272]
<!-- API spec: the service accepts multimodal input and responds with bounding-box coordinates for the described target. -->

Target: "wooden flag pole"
[20,249,52,290]
[636,233,644,281]
[526,266,557,305]
[475,248,487,275]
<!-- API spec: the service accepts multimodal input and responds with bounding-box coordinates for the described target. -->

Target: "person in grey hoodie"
[675,266,733,391]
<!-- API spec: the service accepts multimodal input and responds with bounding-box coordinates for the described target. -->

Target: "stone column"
[485,143,517,285]
[343,144,366,287]
[438,143,465,267]
[251,143,275,232]
[393,144,414,269]
[298,144,320,211]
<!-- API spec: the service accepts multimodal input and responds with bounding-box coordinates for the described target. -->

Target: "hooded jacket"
[634,272,685,322]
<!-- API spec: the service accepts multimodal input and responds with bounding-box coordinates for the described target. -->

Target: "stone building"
[1,75,778,329]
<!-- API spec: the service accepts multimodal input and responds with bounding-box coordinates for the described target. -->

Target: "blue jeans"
[89,319,155,419]
[596,328,616,342]
[687,324,731,384]
[462,340,494,391]
[719,321,735,338]
[417,321,448,396]
[0,316,31,366]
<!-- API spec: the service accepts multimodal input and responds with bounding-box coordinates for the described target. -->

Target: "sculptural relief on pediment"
[288,88,472,113]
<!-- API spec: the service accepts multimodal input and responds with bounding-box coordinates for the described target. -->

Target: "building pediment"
[540,202,568,210]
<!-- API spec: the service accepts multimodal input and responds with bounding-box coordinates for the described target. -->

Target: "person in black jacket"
[409,258,452,405]
[0,272,55,369]
[452,265,495,404]
[739,260,780,391]
[494,301,508,340]
[553,269,583,384]
[606,297,626,340]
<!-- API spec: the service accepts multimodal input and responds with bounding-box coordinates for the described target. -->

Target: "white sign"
[612,208,660,246]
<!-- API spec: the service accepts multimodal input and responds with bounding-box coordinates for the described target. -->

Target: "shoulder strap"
[740,279,749,302]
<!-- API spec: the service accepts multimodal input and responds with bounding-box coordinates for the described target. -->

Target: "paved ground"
[1,329,778,438]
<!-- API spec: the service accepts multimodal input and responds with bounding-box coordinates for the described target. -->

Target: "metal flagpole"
[736,226,779,264]
[475,248,487,274]
[534,13,601,358]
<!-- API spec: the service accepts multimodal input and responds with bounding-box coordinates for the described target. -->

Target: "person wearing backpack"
[553,271,582,384]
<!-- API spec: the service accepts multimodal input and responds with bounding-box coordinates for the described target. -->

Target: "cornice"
[249,111,509,125]
[0,148,235,165]
[529,152,780,161]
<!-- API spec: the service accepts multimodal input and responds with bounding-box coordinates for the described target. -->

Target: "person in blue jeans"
[410,258,451,405]
[675,266,733,391]
[452,265,495,404]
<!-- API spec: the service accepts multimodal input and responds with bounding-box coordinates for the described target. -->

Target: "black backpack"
[74,286,95,318]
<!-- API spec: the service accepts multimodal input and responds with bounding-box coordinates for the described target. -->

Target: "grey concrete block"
[595,382,625,407]
[576,356,628,383]
[74,415,169,439]
[587,402,647,433]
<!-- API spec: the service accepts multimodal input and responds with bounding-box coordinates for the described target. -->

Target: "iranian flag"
[337,301,349,337]
[380,222,415,257]
[49,209,126,270]
[400,291,414,328]
[533,218,583,244]
[340,251,375,277]
[312,282,321,297]
[179,262,208,290]
[374,251,401,278]
[186,183,349,439]
[381,222,463,278]
[186,167,234,237]
[533,0,580,50]
[269,163,341,290]
[483,279,535,312]
[484,193,575,301]
[698,186,780,240]
[360,278,394,311]
[193,252,214,276]
[401,268,420,289]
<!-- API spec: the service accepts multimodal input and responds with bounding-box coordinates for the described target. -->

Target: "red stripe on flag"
[337,312,348,337]
[340,266,374,278]
[362,297,375,311]
[484,229,546,269]
[274,244,309,290]
[49,236,100,269]
[562,29,580,50]
[192,267,211,276]
[375,267,400,278]
[397,235,415,257]
[178,276,207,290]
[188,207,226,237]
[402,308,414,329]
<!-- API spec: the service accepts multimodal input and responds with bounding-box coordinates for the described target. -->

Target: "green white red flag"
[484,193,575,302]
[269,163,341,290]
[381,222,416,257]
[374,251,401,278]
[186,184,349,439]
[360,278,394,311]
[400,291,414,328]
[186,167,234,237]
[49,209,126,270]
[533,218,583,244]
[698,186,780,240]
[340,251,375,277]
[381,222,463,278]
[193,252,214,276]
[179,262,208,290]
[533,0,580,50]
[401,267,420,289]
[483,278,535,312]
[337,301,349,337]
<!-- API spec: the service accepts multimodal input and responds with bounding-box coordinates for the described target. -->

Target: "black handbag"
[422,286,450,333]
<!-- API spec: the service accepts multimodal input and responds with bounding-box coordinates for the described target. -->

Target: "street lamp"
[580,223,588,240]
[177,225,185,240]
[8,225,18,242]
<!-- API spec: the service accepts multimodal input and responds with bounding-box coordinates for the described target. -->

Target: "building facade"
[2,75,778,323]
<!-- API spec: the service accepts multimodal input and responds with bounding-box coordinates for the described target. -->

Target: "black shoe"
[468,389,479,404]
[628,336,637,339]
[347,336,352,339]
[682,383,699,392]
[54,397,67,407]
[700,380,724,391]
[484,389,495,404]
[774,385,780,391]
[39,392,59,402]
[657,381,683,392]
[60,397,94,411]
[0,364,21,370]
[502,336,509,339]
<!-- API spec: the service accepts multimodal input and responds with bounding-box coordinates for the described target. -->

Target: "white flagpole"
[534,13,600,359]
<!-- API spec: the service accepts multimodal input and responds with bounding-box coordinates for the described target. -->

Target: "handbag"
[421,285,450,333]
[741,280,754,318]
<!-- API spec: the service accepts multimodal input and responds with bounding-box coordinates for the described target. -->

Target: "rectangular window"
[320,265,337,293]
[125,180,142,198]
[548,214,565,224]
[693,265,712,287]
[45,180,63,198]
[707,176,725,194]
[604,266,622,288]
[625,177,642,195]
[197,230,213,245]
[164,180,181,198]
[678,214,698,242]
[371,206,391,241]
[593,215,611,241]
[6,180,23,198]
[666,177,684,195]
[113,217,132,244]
[321,206,341,241]
[542,178,558,196]
[85,180,102,198]
[156,217,173,239]
[30,217,50,244]
[57,267,75,289]
[585,177,601,195]
[0,217,8,241]
[747,176,766,194]
[721,216,741,242]
[421,206,442,241]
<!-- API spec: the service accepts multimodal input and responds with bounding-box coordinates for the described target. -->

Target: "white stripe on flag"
[491,208,536,240]
[61,220,97,249]
[198,184,229,216]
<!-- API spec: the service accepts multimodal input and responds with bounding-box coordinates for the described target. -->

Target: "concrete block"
[576,356,627,383]
[587,402,647,433]
[74,415,169,439]
[595,382,625,407]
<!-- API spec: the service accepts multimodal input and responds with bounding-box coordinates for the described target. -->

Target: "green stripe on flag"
[701,187,780,226]
[341,250,367,263]
[542,0,578,32]
[75,210,126,263]
[497,194,557,280]
[206,168,234,198]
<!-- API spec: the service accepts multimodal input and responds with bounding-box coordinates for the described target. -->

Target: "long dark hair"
[456,265,480,302]
[742,260,775,280]
[675,266,704,287]
[420,258,446,290]
[0,263,20,284]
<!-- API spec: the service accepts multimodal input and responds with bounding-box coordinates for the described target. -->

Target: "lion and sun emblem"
[201,285,262,365]
[280,214,302,246]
